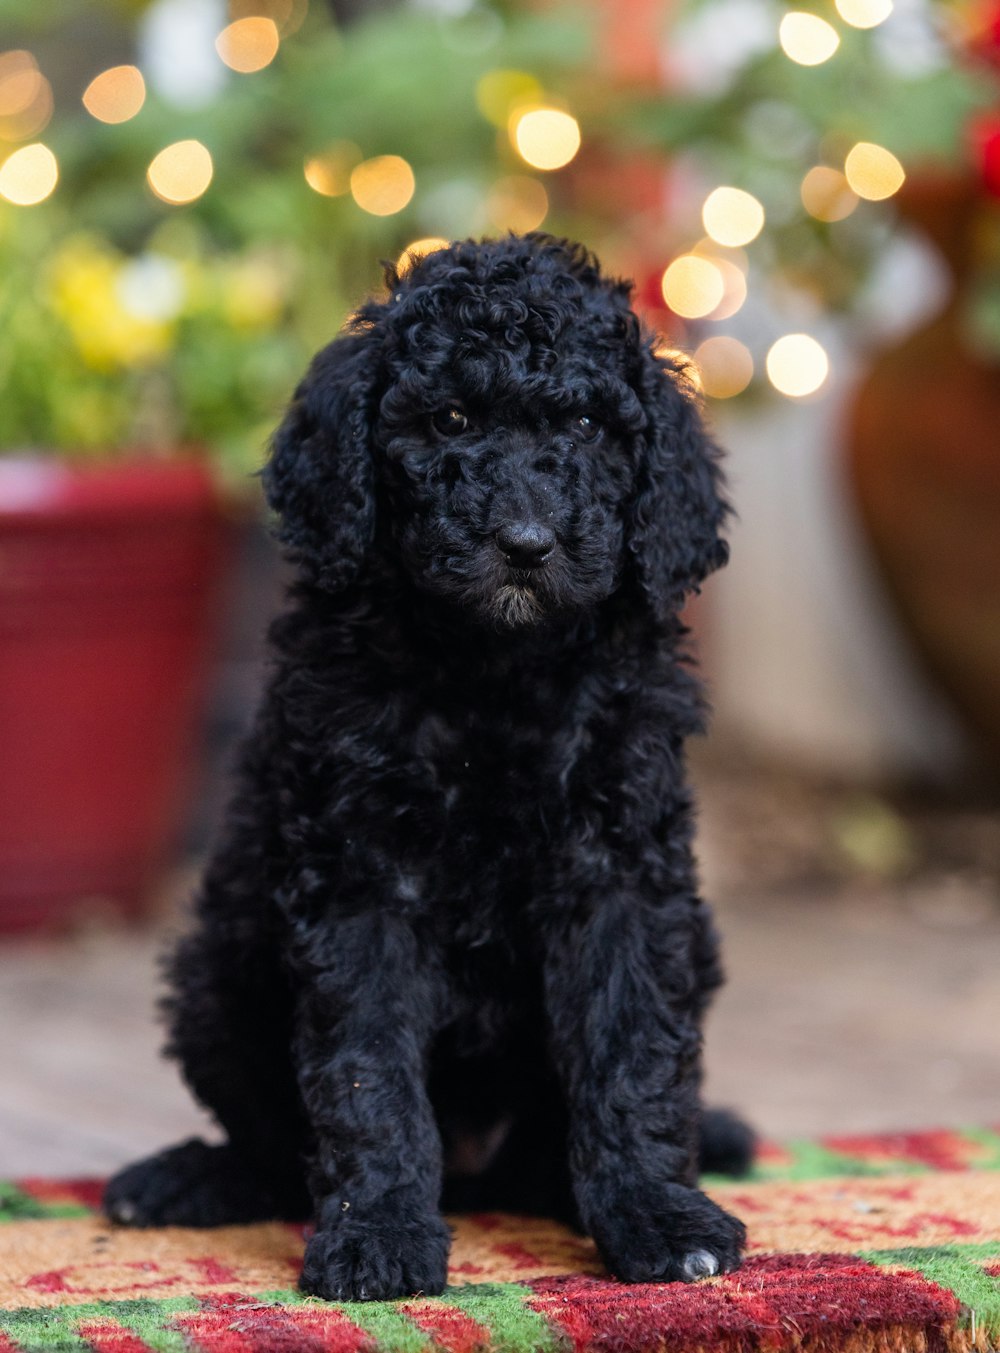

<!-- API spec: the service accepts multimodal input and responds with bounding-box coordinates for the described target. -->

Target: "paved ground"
[0,754,997,1175]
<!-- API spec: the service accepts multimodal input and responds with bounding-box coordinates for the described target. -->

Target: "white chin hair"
[491,583,542,627]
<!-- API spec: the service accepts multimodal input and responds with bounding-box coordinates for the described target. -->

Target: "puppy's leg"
[106,746,310,1228]
[698,1106,756,1177]
[105,921,310,1226]
[437,1052,576,1223]
[543,891,746,1283]
[104,1136,307,1228]
[288,910,451,1301]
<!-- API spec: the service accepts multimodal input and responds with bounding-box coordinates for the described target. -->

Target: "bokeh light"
[82,66,146,124]
[485,175,548,232]
[779,12,841,64]
[228,0,308,35]
[0,50,39,117]
[801,165,859,221]
[693,237,749,274]
[397,238,449,273]
[304,141,361,196]
[702,186,765,247]
[705,257,748,320]
[511,107,580,171]
[661,255,725,319]
[147,140,214,205]
[0,141,58,204]
[844,141,905,200]
[835,0,892,27]
[215,17,280,73]
[694,336,755,398]
[0,52,53,141]
[766,333,830,397]
[350,155,415,216]
[476,69,542,128]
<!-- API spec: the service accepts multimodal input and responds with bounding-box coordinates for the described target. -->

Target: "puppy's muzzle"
[496,521,556,570]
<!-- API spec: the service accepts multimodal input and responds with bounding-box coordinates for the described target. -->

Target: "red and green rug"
[2,1128,1000,1352]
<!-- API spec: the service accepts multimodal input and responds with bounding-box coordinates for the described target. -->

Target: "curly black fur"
[104,234,752,1301]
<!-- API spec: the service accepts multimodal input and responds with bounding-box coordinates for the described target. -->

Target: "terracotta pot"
[0,456,235,931]
[846,173,1000,771]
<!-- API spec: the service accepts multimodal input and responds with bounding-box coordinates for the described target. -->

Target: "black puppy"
[105,234,751,1301]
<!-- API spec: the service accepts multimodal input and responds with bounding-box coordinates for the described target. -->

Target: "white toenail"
[683,1248,719,1279]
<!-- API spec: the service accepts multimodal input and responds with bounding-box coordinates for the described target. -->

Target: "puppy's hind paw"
[589,1181,746,1284]
[104,1138,307,1228]
[682,1248,720,1279]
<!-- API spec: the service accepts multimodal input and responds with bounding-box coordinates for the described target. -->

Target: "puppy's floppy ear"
[628,345,730,615]
[263,324,381,591]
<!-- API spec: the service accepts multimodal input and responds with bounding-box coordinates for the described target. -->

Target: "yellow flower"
[219,252,290,331]
[47,236,174,371]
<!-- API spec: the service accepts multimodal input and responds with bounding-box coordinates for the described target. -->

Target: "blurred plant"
[609,0,1000,397]
[0,0,594,475]
[0,208,312,474]
[1,0,999,466]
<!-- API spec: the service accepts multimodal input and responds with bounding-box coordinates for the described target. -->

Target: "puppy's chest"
[394,708,574,927]
[412,706,577,834]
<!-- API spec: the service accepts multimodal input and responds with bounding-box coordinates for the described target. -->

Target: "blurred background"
[0,0,997,1176]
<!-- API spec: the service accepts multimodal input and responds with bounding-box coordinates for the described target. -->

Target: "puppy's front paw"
[589,1182,746,1284]
[300,1208,451,1301]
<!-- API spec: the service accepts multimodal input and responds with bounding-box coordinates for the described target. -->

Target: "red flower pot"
[0,456,235,931]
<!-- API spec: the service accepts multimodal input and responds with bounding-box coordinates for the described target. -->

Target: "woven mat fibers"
[2,1128,999,1352]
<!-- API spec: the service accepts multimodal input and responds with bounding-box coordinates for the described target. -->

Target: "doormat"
[2,1127,999,1352]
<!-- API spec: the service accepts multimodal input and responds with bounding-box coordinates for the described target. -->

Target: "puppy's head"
[265,234,728,626]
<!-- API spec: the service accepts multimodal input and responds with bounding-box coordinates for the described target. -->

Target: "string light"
[397,238,449,273]
[215,17,280,73]
[350,155,415,216]
[147,140,213,204]
[801,165,858,220]
[304,141,361,197]
[0,50,40,116]
[844,141,905,200]
[82,66,146,124]
[835,0,892,28]
[694,337,754,399]
[228,0,308,36]
[485,175,548,232]
[779,12,840,64]
[702,187,765,248]
[475,69,542,128]
[0,51,52,140]
[706,257,748,320]
[0,0,895,415]
[693,237,749,273]
[510,107,580,171]
[661,255,725,319]
[689,240,749,320]
[766,334,829,397]
[0,141,58,204]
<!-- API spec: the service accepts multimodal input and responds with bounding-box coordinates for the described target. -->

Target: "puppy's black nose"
[496,522,556,569]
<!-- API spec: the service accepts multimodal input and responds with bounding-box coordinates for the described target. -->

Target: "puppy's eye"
[432,406,469,437]
[573,415,602,442]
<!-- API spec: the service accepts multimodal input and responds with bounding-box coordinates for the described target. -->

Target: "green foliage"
[0,3,594,473]
[0,218,133,453]
[1,0,997,457]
